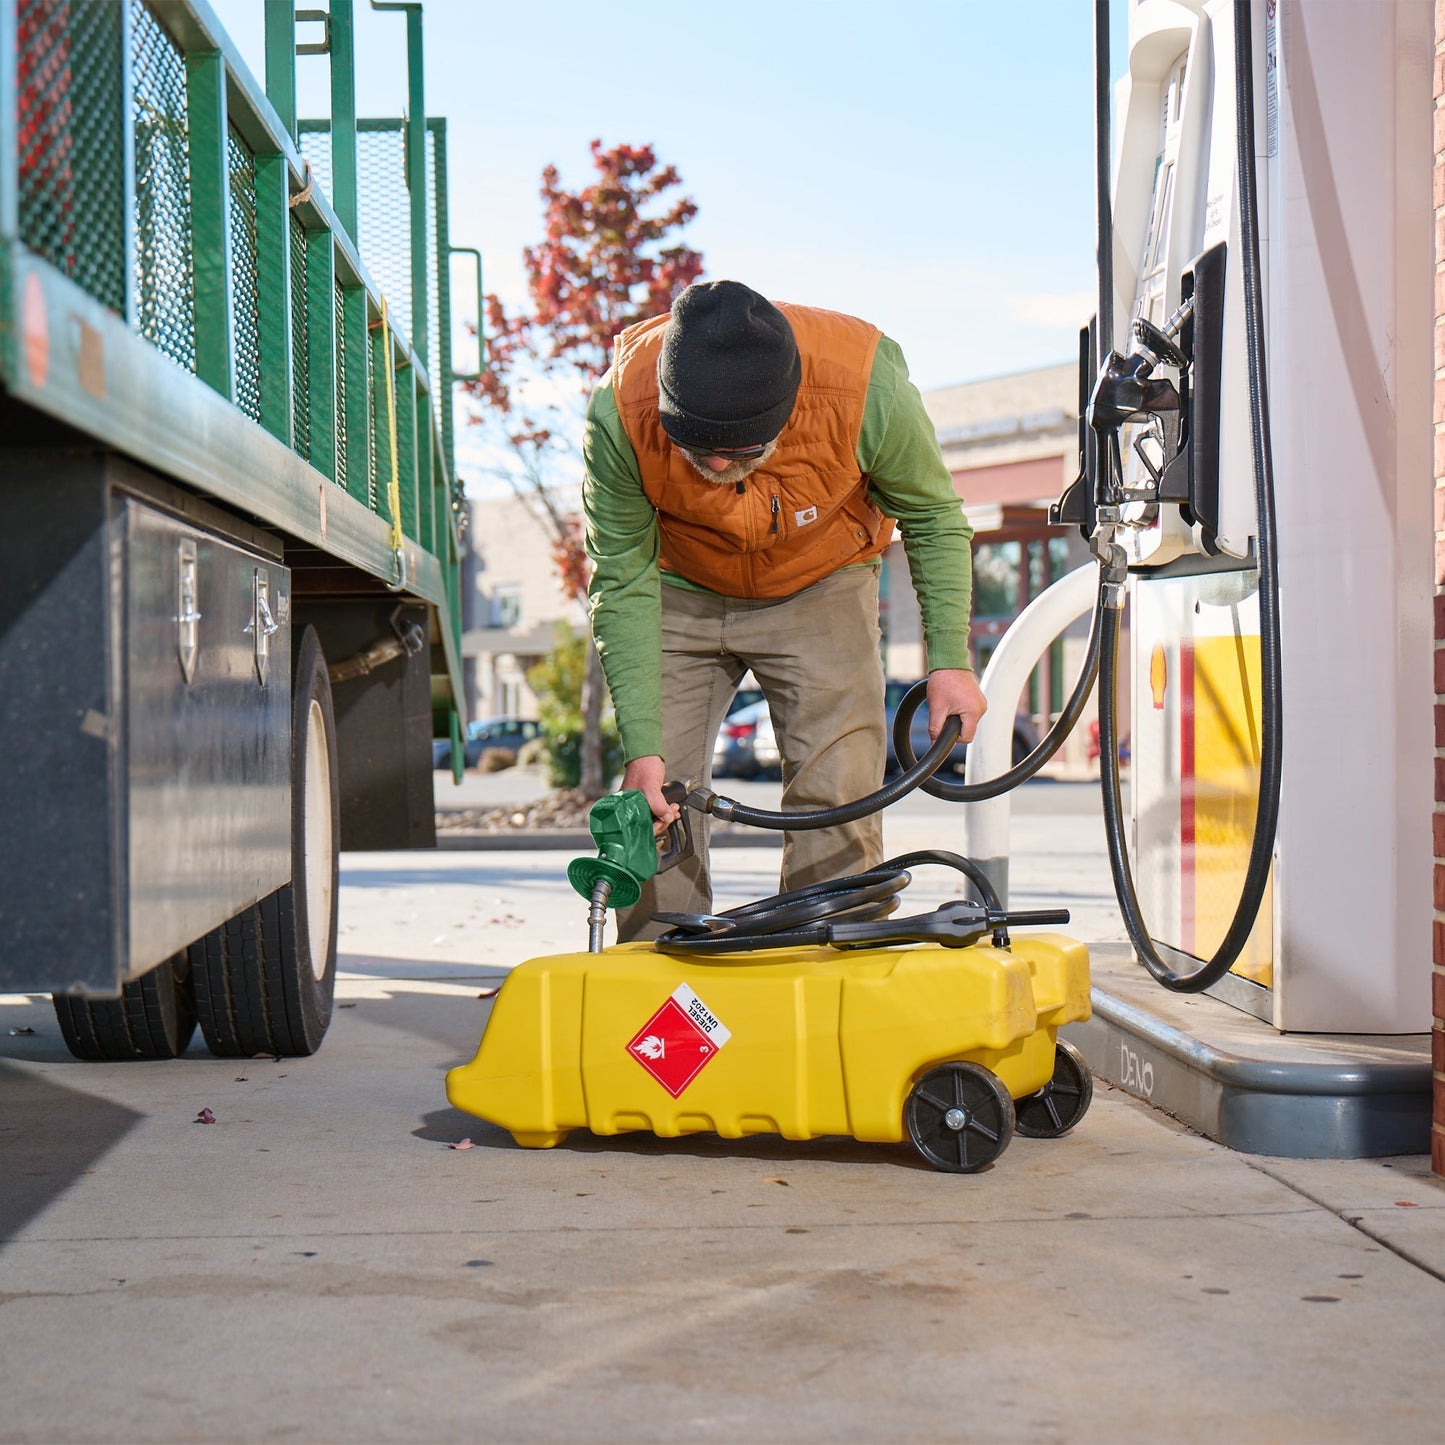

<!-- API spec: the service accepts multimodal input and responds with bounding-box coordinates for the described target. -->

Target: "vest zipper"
[770,495,780,534]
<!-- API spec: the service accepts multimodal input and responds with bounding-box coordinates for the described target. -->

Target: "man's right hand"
[621,756,681,832]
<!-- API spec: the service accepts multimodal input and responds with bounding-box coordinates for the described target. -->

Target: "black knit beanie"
[657,281,802,450]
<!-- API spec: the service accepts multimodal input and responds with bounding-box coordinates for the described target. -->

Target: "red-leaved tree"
[465,140,703,796]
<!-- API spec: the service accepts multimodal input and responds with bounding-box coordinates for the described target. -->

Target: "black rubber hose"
[654,850,1005,956]
[889,576,1107,802]
[1094,0,1114,362]
[1098,0,1284,992]
[699,713,961,832]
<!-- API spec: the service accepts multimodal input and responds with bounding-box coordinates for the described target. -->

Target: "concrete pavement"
[1,772,1442,1442]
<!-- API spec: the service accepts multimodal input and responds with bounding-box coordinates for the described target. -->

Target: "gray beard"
[678,440,778,487]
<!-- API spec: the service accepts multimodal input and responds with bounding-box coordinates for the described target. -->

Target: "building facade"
[459,488,584,723]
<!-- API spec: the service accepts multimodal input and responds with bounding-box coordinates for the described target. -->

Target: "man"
[582,280,986,940]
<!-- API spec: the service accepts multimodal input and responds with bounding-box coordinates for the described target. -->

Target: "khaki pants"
[617,564,886,942]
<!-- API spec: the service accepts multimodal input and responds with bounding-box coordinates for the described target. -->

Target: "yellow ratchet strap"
[378,295,405,583]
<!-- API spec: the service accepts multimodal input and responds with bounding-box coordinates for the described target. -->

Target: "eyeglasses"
[674,438,773,461]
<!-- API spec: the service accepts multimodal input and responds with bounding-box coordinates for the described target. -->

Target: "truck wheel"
[905,1062,1015,1173]
[190,627,339,1057]
[52,952,197,1061]
[1014,1038,1093,1139]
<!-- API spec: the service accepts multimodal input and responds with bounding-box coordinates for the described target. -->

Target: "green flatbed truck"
[0,0,478,1060]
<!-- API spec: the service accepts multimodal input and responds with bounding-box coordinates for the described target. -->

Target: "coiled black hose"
[694,714,963,832]
[1094,0,1114,363]
[653,850,1006,956]
[700,576,1107,830]
[888,575,1107,802]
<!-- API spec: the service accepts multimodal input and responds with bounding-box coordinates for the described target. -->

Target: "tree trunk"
[579,641,606,797]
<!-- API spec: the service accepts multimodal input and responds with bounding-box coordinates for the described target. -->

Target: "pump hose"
[1093,0,1114,362]
[698,585,1105,830]
[653,849,1004,956]
[1097,0,1284,993]
[888,576,1107,802]
[695,714,963,832]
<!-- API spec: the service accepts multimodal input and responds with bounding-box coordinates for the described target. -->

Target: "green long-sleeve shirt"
[583,335,974,762]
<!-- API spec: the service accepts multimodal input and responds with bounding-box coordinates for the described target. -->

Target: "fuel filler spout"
[566,782,695,951]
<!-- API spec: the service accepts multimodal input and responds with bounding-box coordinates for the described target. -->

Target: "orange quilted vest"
[611,302,889,598]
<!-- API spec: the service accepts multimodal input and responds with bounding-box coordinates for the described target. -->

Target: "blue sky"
[210,0,1108,397]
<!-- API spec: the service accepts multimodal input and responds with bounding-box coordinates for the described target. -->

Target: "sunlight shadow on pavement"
[0,1058,147,1244]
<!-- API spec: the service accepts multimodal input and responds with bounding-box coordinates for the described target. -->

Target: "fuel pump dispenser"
[1040,0,1435,1154]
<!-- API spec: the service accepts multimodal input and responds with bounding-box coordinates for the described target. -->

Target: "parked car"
[728,684,763,716]
[750,706,781,779]
[433,716,543,771]
[712,682,1037,785]
[713,699,771,780]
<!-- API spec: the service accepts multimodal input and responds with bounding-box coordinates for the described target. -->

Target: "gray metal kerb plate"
[1064,950,1432,1159]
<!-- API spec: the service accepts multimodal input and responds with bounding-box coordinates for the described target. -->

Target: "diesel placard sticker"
[626,983,732,1097]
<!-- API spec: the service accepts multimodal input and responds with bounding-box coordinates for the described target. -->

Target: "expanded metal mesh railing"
[288,214,309,461]
[353,125,412,345]
[300,117,457,458]
[5,0,469,651]
[225,125,262,424]
[130,0,195,372]
[16,0,127,315]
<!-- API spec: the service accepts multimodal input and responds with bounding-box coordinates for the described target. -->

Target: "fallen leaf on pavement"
[447,1138,474,1150]
[764,1177,790,1187]
[195,1108,216,1125]
[477,987,500,999]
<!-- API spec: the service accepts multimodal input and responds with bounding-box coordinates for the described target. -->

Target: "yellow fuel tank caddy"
[446,934,1092,1173]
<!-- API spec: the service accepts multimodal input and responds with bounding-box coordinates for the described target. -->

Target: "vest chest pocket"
[657,471,882,596]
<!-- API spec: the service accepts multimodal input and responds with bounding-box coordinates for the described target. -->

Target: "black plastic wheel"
[905,1062,1015,1173]
[1014,1038,1094,1139]
[191,626,339,1057]
[52,951,197,1061]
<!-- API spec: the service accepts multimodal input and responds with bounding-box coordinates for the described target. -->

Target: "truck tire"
[190,626,339,1057]
[52,952,197,1061]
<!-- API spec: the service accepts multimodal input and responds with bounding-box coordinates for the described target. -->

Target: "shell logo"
[1149,643,1168,710]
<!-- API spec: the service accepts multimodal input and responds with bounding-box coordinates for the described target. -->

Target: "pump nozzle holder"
[1088,350,1181,431]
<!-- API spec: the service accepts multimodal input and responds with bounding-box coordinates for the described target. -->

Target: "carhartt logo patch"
[795,505,818,526]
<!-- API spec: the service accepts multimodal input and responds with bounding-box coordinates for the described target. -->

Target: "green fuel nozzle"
[566,781,695,951]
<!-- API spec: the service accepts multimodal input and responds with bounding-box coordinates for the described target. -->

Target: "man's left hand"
[926,668,988,744]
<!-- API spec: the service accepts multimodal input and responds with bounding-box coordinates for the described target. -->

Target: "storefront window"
[973,542,1021,617]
